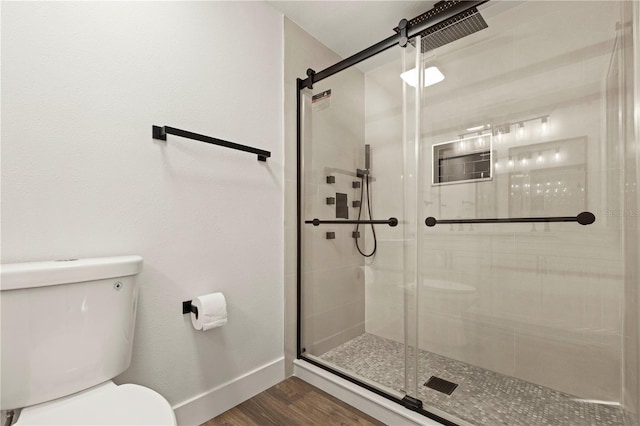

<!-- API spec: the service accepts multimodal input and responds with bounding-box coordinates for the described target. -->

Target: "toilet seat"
[15,381,176,425]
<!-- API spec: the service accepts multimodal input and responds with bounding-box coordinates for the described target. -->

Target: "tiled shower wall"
[284,19,365,375]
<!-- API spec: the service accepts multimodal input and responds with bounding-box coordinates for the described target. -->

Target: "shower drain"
[424,376,458,395]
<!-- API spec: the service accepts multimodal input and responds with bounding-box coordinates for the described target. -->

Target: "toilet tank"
[0,256,143,410]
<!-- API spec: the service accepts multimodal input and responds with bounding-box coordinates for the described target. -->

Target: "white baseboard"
[294,359,457,426]
[173,357,285,425]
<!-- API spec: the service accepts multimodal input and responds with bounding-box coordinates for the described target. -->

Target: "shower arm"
[424,211,595,227]
[306,218,399,227]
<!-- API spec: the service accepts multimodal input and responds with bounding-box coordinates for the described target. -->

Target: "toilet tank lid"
[1,255,143,291]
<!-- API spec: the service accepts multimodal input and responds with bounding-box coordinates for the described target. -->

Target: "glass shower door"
[298,38,426,408]
[414,2,638,425]
[296,1,637,424]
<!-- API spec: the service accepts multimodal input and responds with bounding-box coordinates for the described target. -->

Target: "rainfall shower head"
[394,0,488,52]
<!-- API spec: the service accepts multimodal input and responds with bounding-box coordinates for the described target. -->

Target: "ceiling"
[268,0,619,137]
[268,1,437,70]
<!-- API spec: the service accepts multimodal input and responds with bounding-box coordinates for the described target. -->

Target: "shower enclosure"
[296,1,639,425]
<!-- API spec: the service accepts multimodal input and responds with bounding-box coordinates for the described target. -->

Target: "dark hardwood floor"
[202,376,386,426]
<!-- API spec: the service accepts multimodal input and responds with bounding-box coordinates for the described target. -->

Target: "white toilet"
[0,256,176,425]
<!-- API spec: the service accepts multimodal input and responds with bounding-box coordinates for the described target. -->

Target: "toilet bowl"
[15,381,176,426]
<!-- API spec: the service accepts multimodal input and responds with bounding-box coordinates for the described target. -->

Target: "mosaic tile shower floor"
[319,333,636,426]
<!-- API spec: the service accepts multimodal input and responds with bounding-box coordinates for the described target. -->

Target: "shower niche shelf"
[433,134,492,185]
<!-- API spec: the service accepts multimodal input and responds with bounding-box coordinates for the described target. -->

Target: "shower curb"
[294,359,457,426]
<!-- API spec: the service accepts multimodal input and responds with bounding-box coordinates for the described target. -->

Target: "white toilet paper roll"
[191,293,227,331]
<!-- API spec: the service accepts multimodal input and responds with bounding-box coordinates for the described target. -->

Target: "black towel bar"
[153,125,271,162]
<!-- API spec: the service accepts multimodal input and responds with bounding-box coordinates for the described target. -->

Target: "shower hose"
[355,173,377,257]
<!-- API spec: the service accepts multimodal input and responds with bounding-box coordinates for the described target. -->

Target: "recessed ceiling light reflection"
[400,66,445,88]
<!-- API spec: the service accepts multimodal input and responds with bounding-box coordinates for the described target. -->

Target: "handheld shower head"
[365,144,371,172]
[357,144,372,178]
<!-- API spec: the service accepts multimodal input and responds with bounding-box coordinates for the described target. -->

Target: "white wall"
[1,2,284,424]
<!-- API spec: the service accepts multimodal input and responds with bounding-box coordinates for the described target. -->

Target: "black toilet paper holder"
[182,300,199,320]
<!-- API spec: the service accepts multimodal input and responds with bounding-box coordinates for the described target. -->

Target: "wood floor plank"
[292,390,383,426]
[264,376,308,404]
[241,391,309,426]
[204,377,385,426]
[202,405,258,426]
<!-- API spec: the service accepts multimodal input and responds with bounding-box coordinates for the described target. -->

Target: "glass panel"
[402,35,422,403]
[299,44,413,400]
[415,1,638,425]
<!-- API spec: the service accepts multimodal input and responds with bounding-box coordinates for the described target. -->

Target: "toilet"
[0,256,176,425]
